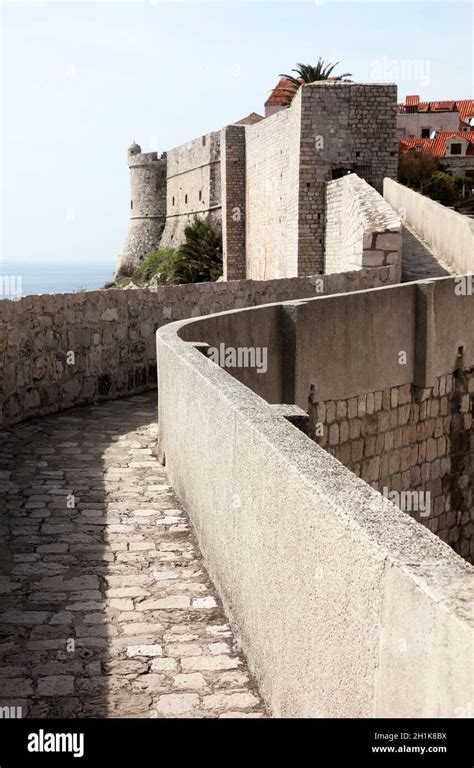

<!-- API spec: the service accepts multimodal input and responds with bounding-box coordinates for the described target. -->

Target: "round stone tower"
[115,142,167,277]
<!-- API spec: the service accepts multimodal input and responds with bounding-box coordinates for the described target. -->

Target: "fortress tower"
[116,142,167,276]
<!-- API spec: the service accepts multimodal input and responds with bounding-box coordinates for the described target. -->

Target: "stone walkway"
[0,394,265,718]
[401,223,454,282]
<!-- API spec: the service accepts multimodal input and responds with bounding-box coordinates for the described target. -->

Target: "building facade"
[397,94,474,138]
[117,82,399,279]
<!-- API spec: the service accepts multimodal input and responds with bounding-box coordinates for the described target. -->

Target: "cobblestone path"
[401,223,454,282]
[0,394,265,718]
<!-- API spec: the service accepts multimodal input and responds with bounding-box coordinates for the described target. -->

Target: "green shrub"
[423,171,457,206]
[398,149,442,190]
[115,276,132,288]
[134,247,179,284]
[169,217,223,284]
[453,175,473,187]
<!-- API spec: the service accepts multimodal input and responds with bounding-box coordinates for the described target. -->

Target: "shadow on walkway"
[0,393,264,718]
[401,224,452,282]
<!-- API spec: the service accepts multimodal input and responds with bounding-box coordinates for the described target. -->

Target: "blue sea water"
[0,260,116,299]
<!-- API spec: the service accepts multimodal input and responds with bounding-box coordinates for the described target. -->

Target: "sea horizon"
[0,259,116,299]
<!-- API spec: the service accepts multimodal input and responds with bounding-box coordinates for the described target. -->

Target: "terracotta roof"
[265,77,303,106]
[430,101,456,111]
[398,96,474,126]
[400,131,474,157]
[432,131,474,155]
[457,100,474,125]
[399,138,435,154]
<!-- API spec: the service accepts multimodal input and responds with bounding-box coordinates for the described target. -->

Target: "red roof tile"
[398,96,474,126]
[265,78,303,106]
[400,131,474,156]
[399,138,435,154]
[431,101,456,111]
[457,100,474,125]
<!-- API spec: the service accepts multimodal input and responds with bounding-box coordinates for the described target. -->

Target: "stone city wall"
[173,276,473,562]
[309,371,474,562]
[0,267,397,428]
[156,291,473,717]
[244,83,399,280]
[297,83,399,274]
[160,131,222,249]
[384,178,474,275]
[325,173,401,276]
[117,151,167,275]
[245,92,301,280]
[221,125,246,281]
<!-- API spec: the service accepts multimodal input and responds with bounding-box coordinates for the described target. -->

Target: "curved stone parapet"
[0,267,396,428]
[384,178,474,276]
[156,275,474,718]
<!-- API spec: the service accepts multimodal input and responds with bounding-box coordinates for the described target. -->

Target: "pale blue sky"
[1,0,473,268]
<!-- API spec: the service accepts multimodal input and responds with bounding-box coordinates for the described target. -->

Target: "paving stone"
[401,224,453,282]
[202,691,260,710]
[181,655,241,672]
[0,393,266,718]
[126,644,163,658]
[173,673,207,690]
[155,693,200,716]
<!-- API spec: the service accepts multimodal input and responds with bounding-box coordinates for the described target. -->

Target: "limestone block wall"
[221,125,246,281]
[443,156,474,176]
[384,178,474,275]
[244,82,399,280]
[160,131,222,249]
[117,151,167,275]
[182,276,473,563]
[309,371,474,562]
[325,174,401,275]
[0,267,397,428]
[156,295,473,718]
[297,83,399,275]
[245,91,301,280]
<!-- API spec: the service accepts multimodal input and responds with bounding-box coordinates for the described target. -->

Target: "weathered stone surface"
[154,693,200,716]
[310,371,473,562]
[126,645,163,658]
[37,676,74,696]
[326,173,401,276]
[1,270,396,429]
[0,393,266,718]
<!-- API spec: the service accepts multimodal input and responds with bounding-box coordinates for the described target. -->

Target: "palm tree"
[170,217,223,284]
[276,59,352,105]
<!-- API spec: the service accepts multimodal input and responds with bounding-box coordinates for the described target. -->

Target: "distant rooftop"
[265,77,304,107]
[400,131,474,156]
[399,95,474,127]
[234,112,265,126]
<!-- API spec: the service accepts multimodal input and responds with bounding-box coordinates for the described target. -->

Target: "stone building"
[118,142,167,274]
[400,131,474,178]
[397,94,474,138]
[116,82,399,279]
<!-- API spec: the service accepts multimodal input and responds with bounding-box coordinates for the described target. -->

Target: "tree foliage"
[169,217,223,284]
[277,60,352,105]
[135,247,180,284]
[398,149,442,190]
[423,171,457,206]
